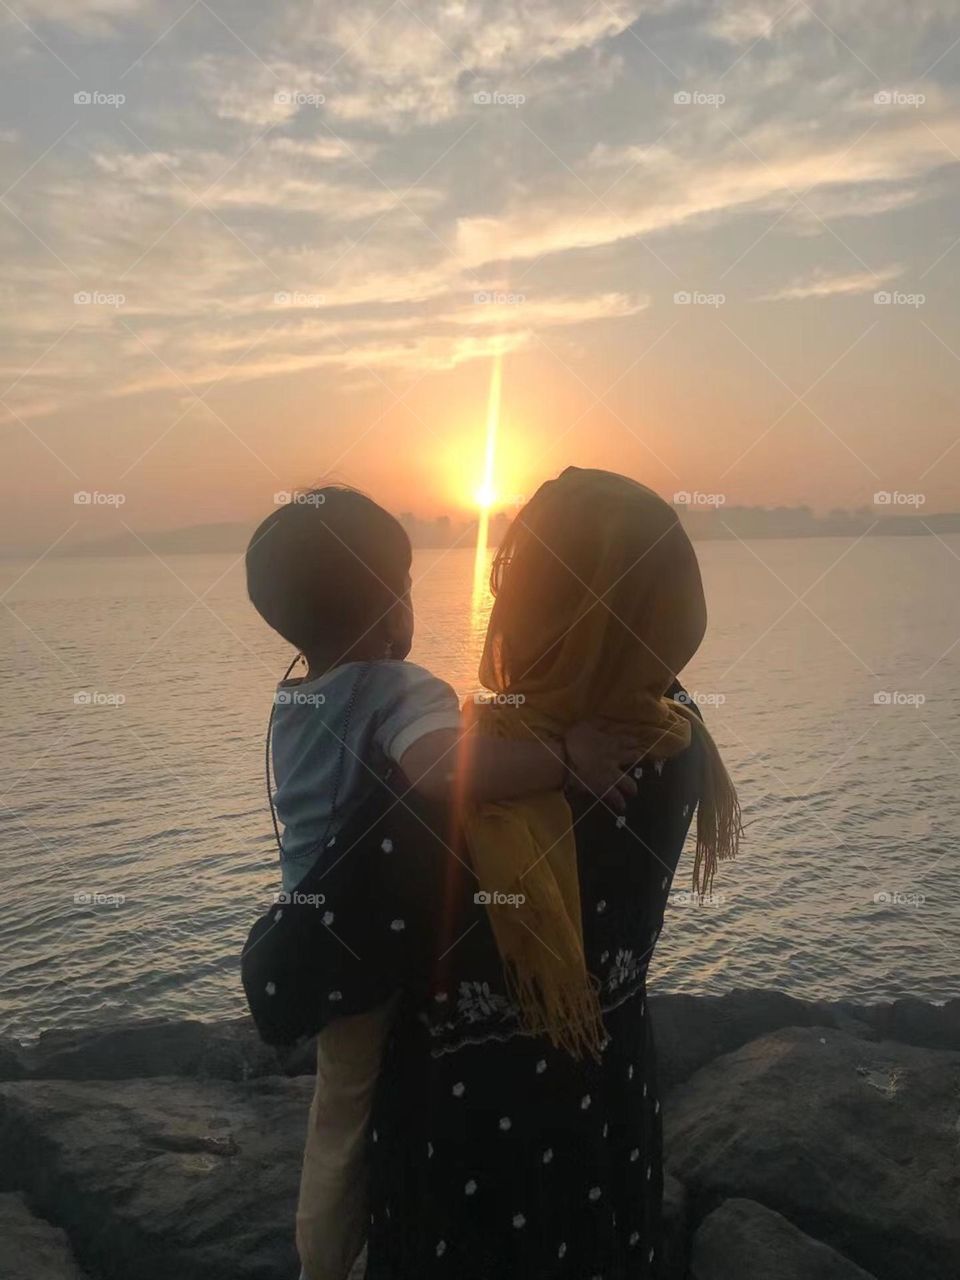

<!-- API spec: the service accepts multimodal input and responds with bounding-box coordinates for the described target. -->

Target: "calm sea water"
[1,537,958,1041]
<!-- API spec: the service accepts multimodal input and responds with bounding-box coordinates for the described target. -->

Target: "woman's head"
[482,467,707,718]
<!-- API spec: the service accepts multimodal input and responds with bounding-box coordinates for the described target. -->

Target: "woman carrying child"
[246,467,740,1280]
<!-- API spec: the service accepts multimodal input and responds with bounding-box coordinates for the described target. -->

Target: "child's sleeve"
[370,662,462,766]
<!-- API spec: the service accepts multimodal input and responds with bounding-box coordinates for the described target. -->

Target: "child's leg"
[297,998,397,1280]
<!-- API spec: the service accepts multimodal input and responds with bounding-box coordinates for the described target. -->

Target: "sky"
[1,0,959,550]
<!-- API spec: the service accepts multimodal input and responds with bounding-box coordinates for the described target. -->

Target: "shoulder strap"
[266,652,304,855]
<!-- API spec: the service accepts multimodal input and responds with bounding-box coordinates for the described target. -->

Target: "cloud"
[0,281,646,426]
[456,110,960,268]
[706,3,813,45]
[789,183,927,224]
[2,0,960,473]
[756,264,903,301]
[187,0,655,132]
[10,0,147,33]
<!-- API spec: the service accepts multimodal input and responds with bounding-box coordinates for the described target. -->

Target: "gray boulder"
[0,1074,314,1280]
[648,989,873,1090]
[666,1026,960,1280]
[661,1171,689,1280]
[860,996,960,1052]
[7,991,954,1089]
[9,1017,282,1082]
[0,1193,89,1279]
[691,1198,878,1279]
[0,1039,26,1081]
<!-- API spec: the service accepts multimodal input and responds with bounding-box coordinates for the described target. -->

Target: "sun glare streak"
[471,352,503,620]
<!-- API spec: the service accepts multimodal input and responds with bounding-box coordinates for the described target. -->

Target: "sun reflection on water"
[470,352,503,624]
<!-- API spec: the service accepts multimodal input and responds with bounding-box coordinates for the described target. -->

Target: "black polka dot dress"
[354,729,702,1280]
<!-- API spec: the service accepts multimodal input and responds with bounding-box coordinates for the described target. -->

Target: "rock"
[0,1038,26,1081]
[0,1193,90,1278]
[0,1074,314,1280]
[14,1017,283,1083]
[661,1171,689,1280]
[860,996,960,1053]
[665,1027,960,1280]
[690,1198,879,1279]
[6,991,954,1089]
[648,988,873,1090]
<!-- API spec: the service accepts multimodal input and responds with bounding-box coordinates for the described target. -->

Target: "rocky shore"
[1,988,958,1280]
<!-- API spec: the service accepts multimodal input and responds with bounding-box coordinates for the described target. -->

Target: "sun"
[474,481,497,510]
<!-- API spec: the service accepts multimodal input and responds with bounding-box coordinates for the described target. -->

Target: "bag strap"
[265,653,304,855]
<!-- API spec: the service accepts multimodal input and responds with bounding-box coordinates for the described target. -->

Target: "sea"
[1,536,958,1041]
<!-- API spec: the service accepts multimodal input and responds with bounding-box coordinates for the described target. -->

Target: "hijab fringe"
[685,715,742,898]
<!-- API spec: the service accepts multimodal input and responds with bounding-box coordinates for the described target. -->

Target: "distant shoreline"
[5,509,960,560]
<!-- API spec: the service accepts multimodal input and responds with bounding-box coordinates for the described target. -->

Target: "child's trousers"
[296,999,396,1280]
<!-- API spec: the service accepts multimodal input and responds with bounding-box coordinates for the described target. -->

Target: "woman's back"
[363,730,703,1280]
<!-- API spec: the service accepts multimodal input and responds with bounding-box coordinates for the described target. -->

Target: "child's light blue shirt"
[271,660,461,891]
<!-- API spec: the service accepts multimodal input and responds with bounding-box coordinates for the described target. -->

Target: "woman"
[303,467,740,1279]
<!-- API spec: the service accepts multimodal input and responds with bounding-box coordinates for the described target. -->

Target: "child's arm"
[399,722,641,812]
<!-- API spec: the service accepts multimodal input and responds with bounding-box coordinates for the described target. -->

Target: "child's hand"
[563,722,641,813]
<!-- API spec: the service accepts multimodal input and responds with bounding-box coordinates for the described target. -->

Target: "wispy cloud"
[757,264,903,301]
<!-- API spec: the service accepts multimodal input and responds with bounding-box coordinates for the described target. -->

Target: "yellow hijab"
[462,467,741,1059]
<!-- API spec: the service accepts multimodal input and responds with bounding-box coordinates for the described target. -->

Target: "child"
[245,486,639,1280]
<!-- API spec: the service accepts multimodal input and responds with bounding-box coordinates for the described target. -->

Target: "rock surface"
[5,990,957,1088]
[2,1017,281,1083]
[647,988,960,1090]
[1,990,957,1279]
[666,1026,960,1280]
[0,1193,89,1279]
[660,1171,689,1280]
[0,1075,314,1280]
[690,1198,879,1279]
